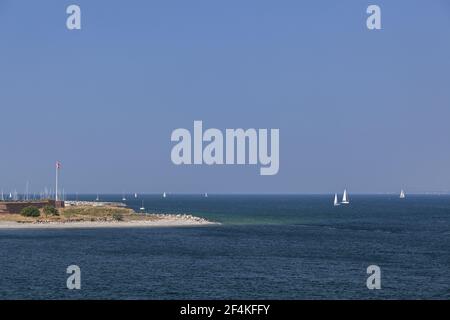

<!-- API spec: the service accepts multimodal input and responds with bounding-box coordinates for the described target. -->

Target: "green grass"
[62,206,135,219]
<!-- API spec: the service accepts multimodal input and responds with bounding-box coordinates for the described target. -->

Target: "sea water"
[0,194,449,299]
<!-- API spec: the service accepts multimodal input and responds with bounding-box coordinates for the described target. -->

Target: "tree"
[20,206,40,217]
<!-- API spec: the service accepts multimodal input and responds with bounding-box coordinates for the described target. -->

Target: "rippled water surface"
[0,195,449,299]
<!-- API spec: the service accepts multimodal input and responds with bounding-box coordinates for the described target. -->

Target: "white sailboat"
[96,194,99,201]
[9,192,12,199]
[140,200,145,211]
[400,189,405,199]
[333,193,340,206]
[134,193,138,198]
[122,192,126,201]
[163,192,166,198]
[341,189,350,204]
[204,193,208,198]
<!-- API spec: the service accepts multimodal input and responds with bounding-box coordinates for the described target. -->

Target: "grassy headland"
[0,202,215,228]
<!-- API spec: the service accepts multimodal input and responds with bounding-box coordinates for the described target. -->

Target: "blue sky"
[0,0,450,194]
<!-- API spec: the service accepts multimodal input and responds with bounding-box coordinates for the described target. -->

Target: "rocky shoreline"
[0,214,218,229]
[0,201,218,229]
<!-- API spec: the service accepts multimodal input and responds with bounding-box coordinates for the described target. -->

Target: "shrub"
[112,213,124,221]
[20,206,40,217]
[43,205,59,216]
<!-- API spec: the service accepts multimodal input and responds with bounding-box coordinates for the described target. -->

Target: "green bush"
[20,206,40,217]
[43,205,59,216]
[112,213,124,221]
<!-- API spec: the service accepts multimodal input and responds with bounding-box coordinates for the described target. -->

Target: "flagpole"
[55,162,58,202]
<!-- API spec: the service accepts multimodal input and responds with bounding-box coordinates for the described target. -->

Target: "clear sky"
[1,0,450,194]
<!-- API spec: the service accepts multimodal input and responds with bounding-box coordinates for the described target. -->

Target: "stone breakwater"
[0,216,218,229]
[14,214,215,225]
[150,213,212,224]
[20,214,214,225]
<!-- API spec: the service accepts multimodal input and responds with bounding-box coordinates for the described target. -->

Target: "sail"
[342,189,349,204]
[333,194,339,206]
[400,190,405,198]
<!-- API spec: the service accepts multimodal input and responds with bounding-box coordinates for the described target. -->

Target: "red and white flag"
[56,161,62,169]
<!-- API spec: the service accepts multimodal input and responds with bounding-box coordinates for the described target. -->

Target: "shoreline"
[0,215,219,229]
[0,201,219,229]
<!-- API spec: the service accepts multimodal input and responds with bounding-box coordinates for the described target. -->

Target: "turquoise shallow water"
[0,194,449,299]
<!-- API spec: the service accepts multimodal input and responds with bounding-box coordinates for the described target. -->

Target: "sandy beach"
[0,214,218,229]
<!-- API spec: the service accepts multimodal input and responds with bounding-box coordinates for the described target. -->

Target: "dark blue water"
[0,195,449,299]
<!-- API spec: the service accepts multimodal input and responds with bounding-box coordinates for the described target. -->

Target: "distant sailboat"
[400,189,405,199]
[333,193,340,206]
[134,193,138,198]
[122,192,126,201]
[163,192,166,198]
[96,194,99,201]
[204,193,208,198]
[140,200,145,211]
[341,189,350,204]
[9,192,12,199]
